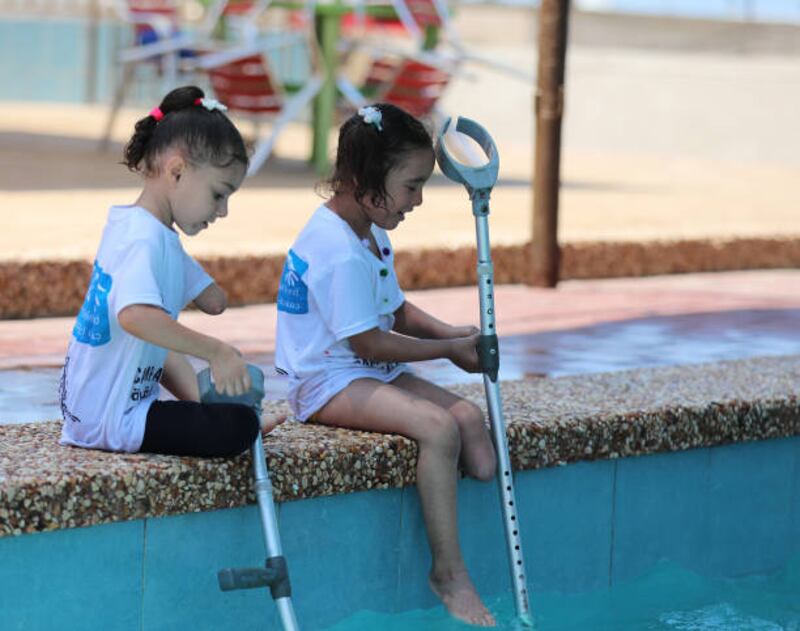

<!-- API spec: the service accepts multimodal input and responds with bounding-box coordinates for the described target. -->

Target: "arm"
[349,327,480,373]
[392,300,479,339]
[192,282,227,315]
[118,304,250,396]
[161,351,200,401]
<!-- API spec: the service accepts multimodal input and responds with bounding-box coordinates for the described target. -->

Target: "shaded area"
[0,131,634,194]
[2,308,799,425]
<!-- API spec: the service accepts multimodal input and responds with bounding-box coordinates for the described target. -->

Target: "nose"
[217,201,229,218]
[412,188,423,207]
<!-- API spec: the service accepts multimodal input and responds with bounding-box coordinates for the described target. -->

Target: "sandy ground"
[0,7,799,263]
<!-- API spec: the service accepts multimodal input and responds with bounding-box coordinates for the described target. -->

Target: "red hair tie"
[149,106,164,122]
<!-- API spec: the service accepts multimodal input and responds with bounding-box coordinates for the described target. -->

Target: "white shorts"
[289,363,412,421]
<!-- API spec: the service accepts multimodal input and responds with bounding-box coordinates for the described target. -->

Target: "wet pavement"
[1,270,798,425]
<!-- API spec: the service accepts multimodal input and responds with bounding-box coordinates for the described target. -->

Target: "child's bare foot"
[429,569,496,627]
[260,413,286,433]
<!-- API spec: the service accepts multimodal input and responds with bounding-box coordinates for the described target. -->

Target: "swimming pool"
[3,429,798,631]
[320,556,800,630]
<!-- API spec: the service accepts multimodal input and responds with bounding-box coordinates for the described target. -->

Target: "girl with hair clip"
[275,103,497,627]
[60,85,279,457]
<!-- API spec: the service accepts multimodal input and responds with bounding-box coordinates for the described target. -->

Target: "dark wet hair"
[123,85,248,174]
[324,103,433,208]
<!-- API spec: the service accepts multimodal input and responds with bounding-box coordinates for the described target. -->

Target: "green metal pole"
[422,24,439,51]
[312,3,344,175]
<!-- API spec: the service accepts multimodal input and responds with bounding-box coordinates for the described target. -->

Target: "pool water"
[320,556,800,630]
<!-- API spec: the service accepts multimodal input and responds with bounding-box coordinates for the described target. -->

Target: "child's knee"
[420,409,461,457]
[472,459,497,482]
[453,400,486,434]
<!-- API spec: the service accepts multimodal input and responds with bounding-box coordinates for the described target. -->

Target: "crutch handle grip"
[477,334,500,382]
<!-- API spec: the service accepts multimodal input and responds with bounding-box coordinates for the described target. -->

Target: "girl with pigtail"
[60,86,276,457]
[275,104,498,626]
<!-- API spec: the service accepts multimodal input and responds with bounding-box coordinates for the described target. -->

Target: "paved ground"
[2,267,798,369]
[0,7,798,262]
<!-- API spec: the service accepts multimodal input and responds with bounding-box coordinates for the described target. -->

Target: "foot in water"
[430,569,496,627]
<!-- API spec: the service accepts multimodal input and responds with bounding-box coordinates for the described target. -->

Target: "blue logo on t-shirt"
[277,249,309,314]
[73,260,113,346]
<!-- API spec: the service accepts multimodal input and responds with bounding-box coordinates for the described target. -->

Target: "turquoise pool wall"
[1,435,798,631]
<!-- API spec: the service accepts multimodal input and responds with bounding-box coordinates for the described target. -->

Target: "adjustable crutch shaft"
[436,117,534,626]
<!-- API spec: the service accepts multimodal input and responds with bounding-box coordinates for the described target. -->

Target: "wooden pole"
[528,0,570,287]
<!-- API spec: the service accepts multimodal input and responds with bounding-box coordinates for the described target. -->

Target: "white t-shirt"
[59,205,213,452]
[275,205,409,420]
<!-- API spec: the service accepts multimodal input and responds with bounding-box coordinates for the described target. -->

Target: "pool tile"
[279,488,404,627]
[793,444,800,556]
[611,447,710,584]
[705,437,796,577]
[0,520,143,631]
[457,477,508,597]
[395,486,439,612]
[141,506,278,631]
[516,460,615,592]
[394,476,523,614]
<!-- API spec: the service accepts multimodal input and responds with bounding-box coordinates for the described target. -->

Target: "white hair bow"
[358,105,383,131]
[198,97,228,113]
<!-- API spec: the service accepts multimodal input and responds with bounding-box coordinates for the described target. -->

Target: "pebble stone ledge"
[1,355,799,538]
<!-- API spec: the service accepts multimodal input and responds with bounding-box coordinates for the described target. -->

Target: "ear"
[163,153,187,184]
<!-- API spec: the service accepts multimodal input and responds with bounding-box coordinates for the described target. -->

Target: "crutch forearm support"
[198,365,300,631]
[436,118,534,626]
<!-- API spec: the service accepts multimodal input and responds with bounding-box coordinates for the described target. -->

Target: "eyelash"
[213,193,224,201]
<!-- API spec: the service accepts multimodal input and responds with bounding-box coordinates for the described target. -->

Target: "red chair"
[100,0,275,148]
[338,51,453,126]
[196,36,323,176]
[376,58,451,118]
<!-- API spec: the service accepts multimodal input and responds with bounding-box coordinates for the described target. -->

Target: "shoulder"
[105,206,173,248]
[293,206,358,263]
[97,207,175,273]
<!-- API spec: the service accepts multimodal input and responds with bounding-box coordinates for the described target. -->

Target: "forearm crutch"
[198,365,300,631]
[436,118,534,626]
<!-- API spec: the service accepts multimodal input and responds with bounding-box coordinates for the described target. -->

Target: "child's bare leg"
[161,352,200,401]
[315,378,496,627]
[391,373,497,481]
[260,413,285,433]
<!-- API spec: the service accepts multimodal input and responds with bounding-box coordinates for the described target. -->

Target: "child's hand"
[448,333,481,373]
[209,343,251,396]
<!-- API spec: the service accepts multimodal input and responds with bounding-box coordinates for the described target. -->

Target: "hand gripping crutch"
[198,365,300,631]
[436,118,534,627]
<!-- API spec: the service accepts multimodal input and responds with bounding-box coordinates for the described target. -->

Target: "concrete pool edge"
[2,236,800,318]
[1,354,799,538]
